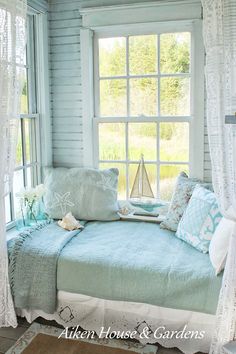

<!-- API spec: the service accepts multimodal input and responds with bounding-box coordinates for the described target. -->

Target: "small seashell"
[58,212,84,231]
[119,207,132,215]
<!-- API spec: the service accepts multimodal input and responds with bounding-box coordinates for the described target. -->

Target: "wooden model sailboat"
[130,155,154,201]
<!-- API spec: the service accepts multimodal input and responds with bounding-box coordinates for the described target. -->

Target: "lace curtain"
[0,0,27,327]
[202,0,236,352]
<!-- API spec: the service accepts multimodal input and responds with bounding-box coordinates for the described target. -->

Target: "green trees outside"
[16,33,190,200]
[99,32,190,120]
[16,79,27,166]
[21,77,28,114]
[98,33,190,200]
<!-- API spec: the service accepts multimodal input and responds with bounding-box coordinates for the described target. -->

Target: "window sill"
[6,226,19,242]
[6,221,16,231]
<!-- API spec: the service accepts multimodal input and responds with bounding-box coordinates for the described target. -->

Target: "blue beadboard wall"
[49,0,83,167]
[48,0,212,181]
[28,0,48,12]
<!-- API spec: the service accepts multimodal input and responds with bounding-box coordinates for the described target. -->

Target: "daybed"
[8,219,222,354]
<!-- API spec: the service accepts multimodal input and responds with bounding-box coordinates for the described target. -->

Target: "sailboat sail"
[130,155,154,199]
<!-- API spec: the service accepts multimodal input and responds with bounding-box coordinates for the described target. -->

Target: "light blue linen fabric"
[8,222,84,314]
[57,220,222,315]
[176,185,222,253]
[44,167,120,221]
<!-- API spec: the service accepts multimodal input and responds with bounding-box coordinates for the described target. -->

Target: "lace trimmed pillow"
[160,172,201,232]
[176,185,222,253]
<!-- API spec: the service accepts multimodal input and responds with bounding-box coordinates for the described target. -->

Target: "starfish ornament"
[54,192,75,215]
[96,174,116,191]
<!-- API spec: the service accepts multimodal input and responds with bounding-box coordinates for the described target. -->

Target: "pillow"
[209,212,235,275]
[176,185,222,253]
[160,172,202,232]
[44,167,120,221]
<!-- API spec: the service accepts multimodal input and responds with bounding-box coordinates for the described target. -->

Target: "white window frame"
[81,20,204,199]
[6,7,51,229]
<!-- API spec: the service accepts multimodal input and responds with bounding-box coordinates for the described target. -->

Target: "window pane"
[20,68,28,114]
[100,79,127,117]
[99,37,126,77]
[5,195,11,223]
[24,119,31,163]
[27,165,38,187]
[99,123,125,161]
[24,119,36,164]
[129,163,156,198]
[160,164,189,201]
[130,78,157,116]
[16,124,23,167]
[129,123,156,161]
[16,16,26,64]
[13,169,24,217]
[160,32,190,74]
[160,77,190,116]
[99,163,126,199]
[160,122,189,162]
[26,167,33,187]
[129,35,157,75]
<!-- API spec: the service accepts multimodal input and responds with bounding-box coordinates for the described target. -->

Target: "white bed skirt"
[18,291,215,354]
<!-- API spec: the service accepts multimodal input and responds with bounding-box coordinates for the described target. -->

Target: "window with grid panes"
[94,32,191,200]
[5,14,41,226]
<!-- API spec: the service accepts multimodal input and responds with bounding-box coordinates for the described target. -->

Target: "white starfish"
[54,192,74,215]
[97,174,116,191]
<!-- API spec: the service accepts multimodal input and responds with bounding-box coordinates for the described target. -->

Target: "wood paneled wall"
[48,0,212,182]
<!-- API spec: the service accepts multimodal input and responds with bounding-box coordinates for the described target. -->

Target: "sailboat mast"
[140,154,144,196]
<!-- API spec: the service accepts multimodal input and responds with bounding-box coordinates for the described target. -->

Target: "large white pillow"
[209,217,235,275]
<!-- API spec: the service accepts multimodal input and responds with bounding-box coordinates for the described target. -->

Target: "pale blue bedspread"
[57,220,222,315]
[8,222,82,314]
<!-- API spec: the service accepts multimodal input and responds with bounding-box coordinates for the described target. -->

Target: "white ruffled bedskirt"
[18,291,215,354]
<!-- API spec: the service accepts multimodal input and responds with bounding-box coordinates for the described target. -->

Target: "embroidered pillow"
[44,167,120,221]
[160,172,201,232]
[176,185,222,253]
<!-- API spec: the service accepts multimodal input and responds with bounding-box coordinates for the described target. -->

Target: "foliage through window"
[95,32,191,200]
[5,14,41,225]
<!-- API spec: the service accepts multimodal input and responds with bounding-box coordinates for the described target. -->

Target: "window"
[5,14,41,226]
[93,28,198,200]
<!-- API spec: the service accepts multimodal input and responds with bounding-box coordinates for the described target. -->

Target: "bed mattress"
[57,220,222,315]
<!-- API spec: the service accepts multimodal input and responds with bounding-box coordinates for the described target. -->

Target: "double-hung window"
[5,13,41,225]
[92,23,204,200]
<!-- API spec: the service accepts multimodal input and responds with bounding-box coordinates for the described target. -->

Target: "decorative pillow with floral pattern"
[160,172,202,232]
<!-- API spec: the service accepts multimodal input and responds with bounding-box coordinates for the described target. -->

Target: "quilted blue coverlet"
[8,220,222,315]
[57,221,222,315]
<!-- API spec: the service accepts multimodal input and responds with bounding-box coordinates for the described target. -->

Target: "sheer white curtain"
[0,0,27,327]
[202,0,236,352]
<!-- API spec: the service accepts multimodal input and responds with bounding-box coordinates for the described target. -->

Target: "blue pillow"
[176,185,222,253]
[44,167,120,221]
